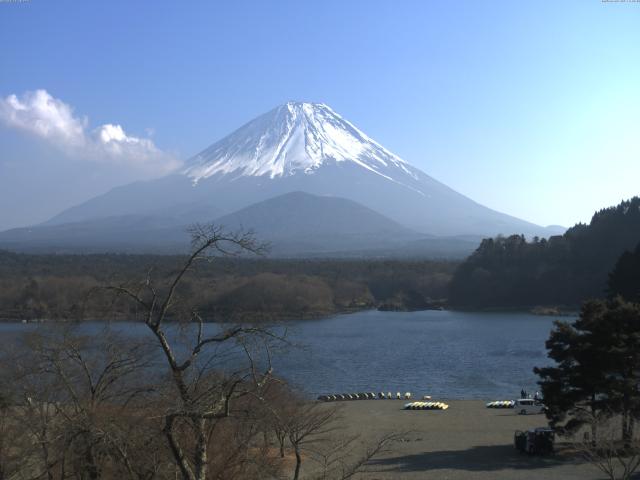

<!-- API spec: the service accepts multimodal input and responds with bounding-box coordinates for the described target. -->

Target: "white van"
[515,398,544,415]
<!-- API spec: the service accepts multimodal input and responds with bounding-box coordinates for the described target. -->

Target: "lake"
[0,309,565,400]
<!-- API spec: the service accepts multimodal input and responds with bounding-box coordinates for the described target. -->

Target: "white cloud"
[1,90,86,146]
[0,89,181,175]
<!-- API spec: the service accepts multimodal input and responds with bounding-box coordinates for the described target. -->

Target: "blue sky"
[0,0,639,230]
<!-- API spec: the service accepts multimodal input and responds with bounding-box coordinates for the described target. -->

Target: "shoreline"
[0,304,578,324]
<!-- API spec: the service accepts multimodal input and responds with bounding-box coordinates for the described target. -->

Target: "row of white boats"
[486,400,516,408]
[317,391,422,402]
[403,401,449,410]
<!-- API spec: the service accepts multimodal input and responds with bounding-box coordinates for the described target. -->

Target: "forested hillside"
[608,242,640,302]
[0,251,455,321]
[449,197,640,308]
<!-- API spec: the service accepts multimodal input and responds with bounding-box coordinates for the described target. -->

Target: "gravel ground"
[316,399,610,480]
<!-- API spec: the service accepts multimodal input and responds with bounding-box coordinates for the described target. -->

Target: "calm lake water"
[0,310,566,400]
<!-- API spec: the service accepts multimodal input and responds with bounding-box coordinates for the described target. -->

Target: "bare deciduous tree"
[0,326,165,480]
[262,382,402,480]
[307,431,402,480]
[283,401,340,480]
[106,225,280,480]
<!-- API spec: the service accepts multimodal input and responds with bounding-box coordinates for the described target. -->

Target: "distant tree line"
[449,197,640,308]
[0,251,456,322]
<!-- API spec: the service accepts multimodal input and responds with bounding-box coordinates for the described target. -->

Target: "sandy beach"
[317,399,605,480]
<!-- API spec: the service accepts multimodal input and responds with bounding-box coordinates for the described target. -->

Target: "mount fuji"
[0,102,562,255]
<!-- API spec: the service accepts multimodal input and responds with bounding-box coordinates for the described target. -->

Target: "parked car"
[514,428,554,455]
[514,398,545,415]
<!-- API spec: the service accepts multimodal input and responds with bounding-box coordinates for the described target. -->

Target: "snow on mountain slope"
[183,102,422,193]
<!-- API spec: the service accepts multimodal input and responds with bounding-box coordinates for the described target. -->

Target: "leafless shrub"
[574,415,640,480]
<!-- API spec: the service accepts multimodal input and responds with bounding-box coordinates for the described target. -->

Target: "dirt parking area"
[320,399,608,480]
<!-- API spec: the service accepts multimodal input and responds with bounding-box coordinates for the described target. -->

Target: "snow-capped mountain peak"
[183,102,418,184]
[38,101,549,240]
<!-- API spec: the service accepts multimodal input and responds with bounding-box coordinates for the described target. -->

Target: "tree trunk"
[590,400,598,447]
[194,417,208,480]
[84,445,100,480]
[164,417,196,480]
[39,419,55,480]
[622,408,632,447]
[293,445,302,480]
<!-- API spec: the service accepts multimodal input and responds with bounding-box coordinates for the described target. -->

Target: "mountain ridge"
[0,192,482,257]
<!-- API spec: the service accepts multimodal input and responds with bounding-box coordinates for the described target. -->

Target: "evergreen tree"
[608,243,640,302]
[535,298,640,443]
[534,301,610,439]
[591,298,640,444]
